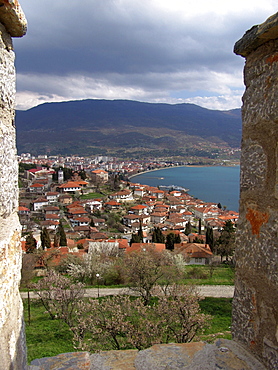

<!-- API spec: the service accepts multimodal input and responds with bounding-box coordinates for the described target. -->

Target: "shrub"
[186,266,208,280]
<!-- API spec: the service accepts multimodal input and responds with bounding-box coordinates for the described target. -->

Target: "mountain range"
[15,99,242,158]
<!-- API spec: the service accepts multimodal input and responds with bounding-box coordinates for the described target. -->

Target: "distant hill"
[15,99,242,158]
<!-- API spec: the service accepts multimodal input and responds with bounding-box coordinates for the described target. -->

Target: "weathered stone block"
[29,340,267,369]
[233,12,278,369]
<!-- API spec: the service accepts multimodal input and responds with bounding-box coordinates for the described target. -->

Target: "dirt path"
[21,285,234,299]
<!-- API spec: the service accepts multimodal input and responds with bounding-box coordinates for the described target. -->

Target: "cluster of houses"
[19,153,177,177]
[19,165,239,267]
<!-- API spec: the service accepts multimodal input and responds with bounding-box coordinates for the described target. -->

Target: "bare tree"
[156,284,210,343]
[123,246,180,305]
[72,286,210,352]
[32,270,85,327]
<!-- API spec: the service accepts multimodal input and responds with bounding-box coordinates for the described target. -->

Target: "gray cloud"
[13,0,277,110]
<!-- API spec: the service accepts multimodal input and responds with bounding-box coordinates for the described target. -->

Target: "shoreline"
[129,163,240,180]
[128,165,240,211]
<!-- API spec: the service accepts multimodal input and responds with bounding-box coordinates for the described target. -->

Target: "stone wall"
[232,12,278,369]
[0,1,27,369]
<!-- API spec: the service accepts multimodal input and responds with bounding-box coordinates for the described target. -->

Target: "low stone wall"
[29,339,266,370]
[232,12,278,369]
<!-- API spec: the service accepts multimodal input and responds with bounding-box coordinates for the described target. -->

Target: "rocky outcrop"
[0,1,27,369]
[29,340,266,370]
[232,12,278,369]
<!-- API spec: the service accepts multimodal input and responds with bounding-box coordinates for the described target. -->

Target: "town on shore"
[19,153,239,269]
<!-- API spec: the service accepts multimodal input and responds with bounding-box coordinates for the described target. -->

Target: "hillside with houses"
[19,155,238,271]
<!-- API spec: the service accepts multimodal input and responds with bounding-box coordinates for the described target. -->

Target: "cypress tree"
[175,233,181,244]
[130,233,141,245]
[57,221,67,246]
[198,218,202,235]
[41,227,51,249]
[185,221,192,236]
[166,233,175,250]
[137,220,144,242]
[53,233,59,248]
[152,227,165,243]
[25,233,37,253]
[205,226,214,252]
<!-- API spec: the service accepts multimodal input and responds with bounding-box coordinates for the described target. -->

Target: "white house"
[46,191,59,203]
[58,181,82,193]
[110,189,134,202]
[174,243,213,265]
[32,198,48,211]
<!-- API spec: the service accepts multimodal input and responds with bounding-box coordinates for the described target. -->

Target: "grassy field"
[24,296,232,363]
[183,265,234,285]
[199,297,232,342]
[24,300,75,363]
[80,192,104,199]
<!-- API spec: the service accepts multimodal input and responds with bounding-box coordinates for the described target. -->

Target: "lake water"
[131,166,240,212]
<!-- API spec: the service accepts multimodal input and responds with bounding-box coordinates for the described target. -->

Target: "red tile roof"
[18,206,29,211]
[59,181,82,188]
[45,214,60,220]
[30,183,44,188]
[126,243,166,253]
[92,169,108,174]
[130,204,147,210]
[105,200,121,206]
[174,243,213,259]
[33,198,48,203]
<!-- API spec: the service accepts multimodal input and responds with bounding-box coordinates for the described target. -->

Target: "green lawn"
[24,296,232,363]
[199,297,232,341]
[24,300,75,363]
[80,192,103,199]
[183,265,234,285]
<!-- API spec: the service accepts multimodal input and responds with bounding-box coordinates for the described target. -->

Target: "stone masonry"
[0,1,27,369]
[232,12,278,369]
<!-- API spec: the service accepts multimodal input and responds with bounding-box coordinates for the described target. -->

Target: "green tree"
[19,162,36,173]
[185,221,192,236]
[216,220,236,261]
[53,233,59,248]
[53,167,73,182]
[109,174,120,191]
[130,233,141,245]
[137,221,144,242]
[79,170,86,180]
[198,218,202,235]
[152,227,165,243]
[165,232,181,251]
[25,233,37,253]
[205,227,214,252]
[57,221,67,246]
[41,227,51,250]
[192,237,204,244]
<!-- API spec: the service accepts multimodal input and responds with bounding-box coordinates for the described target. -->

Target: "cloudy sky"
[14,1,277,111]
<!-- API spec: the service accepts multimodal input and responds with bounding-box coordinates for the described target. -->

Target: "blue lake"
[131,166,240,212]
